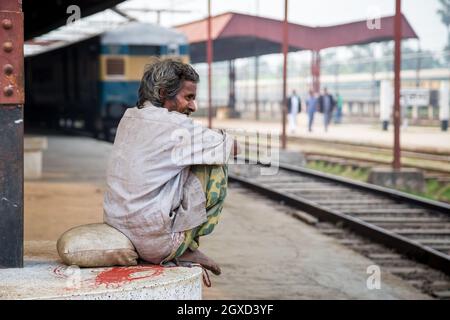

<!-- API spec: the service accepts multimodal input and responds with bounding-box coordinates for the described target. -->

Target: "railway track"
[228,161,450,298]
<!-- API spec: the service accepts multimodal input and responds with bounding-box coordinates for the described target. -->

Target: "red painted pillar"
[0,0,24,268]
[255,56,259,120]
[228,60,235,109]
[311,50,321,93]
[281,0,288,149]
[393,0,402,169]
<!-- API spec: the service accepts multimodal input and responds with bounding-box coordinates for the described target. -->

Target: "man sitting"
[103,58,240,280]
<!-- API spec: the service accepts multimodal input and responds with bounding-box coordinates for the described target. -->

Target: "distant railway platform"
[195,115,450,154]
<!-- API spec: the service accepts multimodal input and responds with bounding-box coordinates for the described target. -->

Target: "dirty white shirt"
[103,101,234,264]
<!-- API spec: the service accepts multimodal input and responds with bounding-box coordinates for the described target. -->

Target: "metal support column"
[254,56,259,120]
[0,0,24,268]
[311,50,321,94]
[207,0,213,128]
[281,0,288,149]
[228,60,236,112]
[393,0,402,169]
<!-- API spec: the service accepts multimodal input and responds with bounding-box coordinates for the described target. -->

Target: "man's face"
[163,80,197,116]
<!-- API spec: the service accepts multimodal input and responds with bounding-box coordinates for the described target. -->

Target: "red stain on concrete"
[52,266,66,278]
[95,265,164,287]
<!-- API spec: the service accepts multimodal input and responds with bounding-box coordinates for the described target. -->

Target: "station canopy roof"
[23,0,126,40]
[101,22,187,45]
[175,12,419,63]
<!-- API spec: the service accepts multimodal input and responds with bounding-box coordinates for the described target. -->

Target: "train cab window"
[106,58,125,76]
[129,45,160,55]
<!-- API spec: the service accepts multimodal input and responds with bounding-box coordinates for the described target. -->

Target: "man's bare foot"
[178,249,221,275]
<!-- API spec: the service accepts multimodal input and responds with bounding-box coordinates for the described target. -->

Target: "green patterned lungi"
[167,165,228,261]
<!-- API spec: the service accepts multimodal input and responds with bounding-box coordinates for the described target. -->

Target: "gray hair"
[137,58,199,108]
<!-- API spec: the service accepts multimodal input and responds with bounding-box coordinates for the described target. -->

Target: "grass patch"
[405,180,450,203]
[307,161,369,182]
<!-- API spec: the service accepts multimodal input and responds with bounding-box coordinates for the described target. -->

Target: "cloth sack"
[57,223,138,267]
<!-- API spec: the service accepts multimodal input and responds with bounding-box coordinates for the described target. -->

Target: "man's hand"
[233,139,241,156]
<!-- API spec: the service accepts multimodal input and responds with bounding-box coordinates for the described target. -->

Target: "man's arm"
[214,128,241,156]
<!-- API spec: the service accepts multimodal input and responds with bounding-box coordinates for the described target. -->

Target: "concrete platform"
[368,167,425,192]
[0,241,202,300]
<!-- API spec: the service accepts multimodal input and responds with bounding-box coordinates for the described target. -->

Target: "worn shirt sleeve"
[170,117,234,166]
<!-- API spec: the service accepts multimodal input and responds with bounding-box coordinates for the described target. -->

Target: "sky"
[115,0,448,52]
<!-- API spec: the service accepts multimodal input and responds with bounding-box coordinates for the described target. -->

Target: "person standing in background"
[318,87,335,132]
[334,93,343,124]
[306,89,318,132]
[287,90,301,133]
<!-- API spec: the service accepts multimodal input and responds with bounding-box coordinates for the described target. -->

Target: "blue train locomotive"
[25,22,189,139]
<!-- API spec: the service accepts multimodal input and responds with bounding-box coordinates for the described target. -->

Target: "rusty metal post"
[207,0,212,128]
[228,60,236,112]
[254,55,259,120]
[281,0,288,149]
[311,51,315,92]
[311,50,321,93]
[393,0,402,169]
[0,0,24,268]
